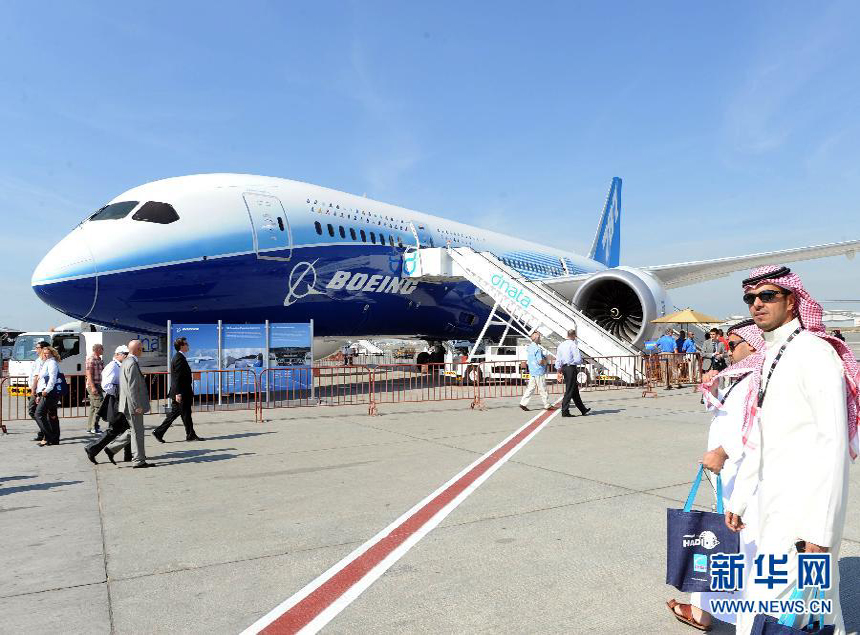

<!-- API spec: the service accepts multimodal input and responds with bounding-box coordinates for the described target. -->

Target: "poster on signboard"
[269,323,312,368]
[172,324,219,371]
[221,324,266,371]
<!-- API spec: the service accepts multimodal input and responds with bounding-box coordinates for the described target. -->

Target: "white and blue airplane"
[31,174,859,356]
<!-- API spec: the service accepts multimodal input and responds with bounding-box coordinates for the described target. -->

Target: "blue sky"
[1,1,858,330]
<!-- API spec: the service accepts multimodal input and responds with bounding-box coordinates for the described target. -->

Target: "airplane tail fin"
[588,177,622,267]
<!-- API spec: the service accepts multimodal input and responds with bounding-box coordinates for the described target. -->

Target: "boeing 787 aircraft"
[31,174,858,357]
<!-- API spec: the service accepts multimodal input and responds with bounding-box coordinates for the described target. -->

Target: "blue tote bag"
[751,588,834,634]
[666,466,740,592]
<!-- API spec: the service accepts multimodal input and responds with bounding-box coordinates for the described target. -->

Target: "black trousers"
[29,396,45,440]
[88,394,130,457]
[561,364,588,415]
[154,396,195,439]
[35,393,60,444]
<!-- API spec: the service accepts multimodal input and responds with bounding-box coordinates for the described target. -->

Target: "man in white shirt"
[726,265,856,635]
[27,340,49,441]
[555,329,590,417]
[85,345,130,464]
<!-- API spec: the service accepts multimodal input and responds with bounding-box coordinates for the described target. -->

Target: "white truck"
[7,327,166,401]
[439,337,601,387]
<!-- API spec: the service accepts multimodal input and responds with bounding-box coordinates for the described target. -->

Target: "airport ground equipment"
[404,246,643,384]
[7,328,166,403]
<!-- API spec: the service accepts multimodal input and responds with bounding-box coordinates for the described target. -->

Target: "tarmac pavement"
[1,388,858,634]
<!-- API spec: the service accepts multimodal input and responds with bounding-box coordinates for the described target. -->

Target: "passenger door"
[244,193,292,261]
[403,221,435,276]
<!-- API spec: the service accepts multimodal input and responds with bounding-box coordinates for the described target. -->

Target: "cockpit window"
[89,201,139,221]
[132,201,179,224]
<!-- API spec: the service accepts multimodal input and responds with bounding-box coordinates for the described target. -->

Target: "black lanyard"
[722,378,742,402]
[757,326,802,407]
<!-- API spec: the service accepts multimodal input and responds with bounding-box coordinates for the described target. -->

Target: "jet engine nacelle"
[572,266,671,349]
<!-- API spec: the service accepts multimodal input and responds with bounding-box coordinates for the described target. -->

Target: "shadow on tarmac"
[0,474,37,484]
[0,480,83,496]
[199,431,277,441]
[60,435,101,445]
[151,447,255,466]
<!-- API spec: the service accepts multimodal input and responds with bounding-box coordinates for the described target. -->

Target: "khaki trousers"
[520,375,549,409]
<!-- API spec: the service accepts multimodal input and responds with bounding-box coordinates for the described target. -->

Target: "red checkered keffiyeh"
[700,320,765,411]
[729,321,765,352]
[701,265,859,460]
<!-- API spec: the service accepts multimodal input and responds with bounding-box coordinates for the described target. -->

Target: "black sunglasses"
[742,289,790,306]
[728,340,743,351]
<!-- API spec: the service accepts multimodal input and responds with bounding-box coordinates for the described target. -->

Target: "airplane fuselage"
[32,174,606,339]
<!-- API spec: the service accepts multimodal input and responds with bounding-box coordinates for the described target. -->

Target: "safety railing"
[0,370,259,429]
[1,375,29,430]
[0,354,706,430]
[189,369,260,415]
[467,355,644,399]
[643,353,702,390]
[371,362,480,406]
[0,376,8,433]
[257,365,372,416]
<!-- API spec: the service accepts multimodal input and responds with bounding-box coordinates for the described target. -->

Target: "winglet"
[588,177,622,267]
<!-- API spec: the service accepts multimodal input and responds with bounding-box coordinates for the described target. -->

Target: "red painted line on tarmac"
[260,407,557,634]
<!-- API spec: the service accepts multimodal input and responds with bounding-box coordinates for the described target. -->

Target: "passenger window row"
[314,221,404,248]
[501,256,563,277]
[436,227,482,244]
[307,198,409,233]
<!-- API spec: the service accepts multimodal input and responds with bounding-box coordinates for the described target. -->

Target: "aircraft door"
[244,193,292,261]
[410,222,434,248]
[403,221,434,277]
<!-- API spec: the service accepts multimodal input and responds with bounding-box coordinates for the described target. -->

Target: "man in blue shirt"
[680,333,698,382]
[519,332,552,411]
[656,329,678,353]
[681,334,697,354]
[656,328,679,385]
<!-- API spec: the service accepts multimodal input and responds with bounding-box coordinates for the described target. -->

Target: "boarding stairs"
[405,246,643,384]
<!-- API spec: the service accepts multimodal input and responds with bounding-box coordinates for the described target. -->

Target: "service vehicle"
[7,327,166,401]
[438,337,599,387]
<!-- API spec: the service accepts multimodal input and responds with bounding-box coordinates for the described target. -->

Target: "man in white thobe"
[668,319,762,631]
[726,266,853,635]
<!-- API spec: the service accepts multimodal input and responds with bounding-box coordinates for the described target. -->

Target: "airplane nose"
[31,227,99,319]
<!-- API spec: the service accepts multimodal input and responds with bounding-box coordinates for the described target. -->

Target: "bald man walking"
[105,340,155,468]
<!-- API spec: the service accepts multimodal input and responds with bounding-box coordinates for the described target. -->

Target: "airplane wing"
[642,239,860,289]
[537,239,859,300]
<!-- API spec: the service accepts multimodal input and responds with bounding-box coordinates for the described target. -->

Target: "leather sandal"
[666,599,711,632]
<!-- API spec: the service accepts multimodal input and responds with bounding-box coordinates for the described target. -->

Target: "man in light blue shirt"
[555,329,590,417]
[519,332,551,411]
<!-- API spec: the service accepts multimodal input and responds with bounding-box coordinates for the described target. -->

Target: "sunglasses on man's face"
[728,340,744,351]
[742,289,790,306]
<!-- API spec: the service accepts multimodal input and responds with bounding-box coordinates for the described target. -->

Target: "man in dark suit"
[153,337,204,442]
